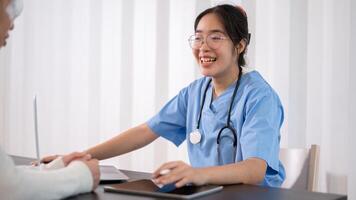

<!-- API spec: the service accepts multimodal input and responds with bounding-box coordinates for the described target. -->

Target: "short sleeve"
[147,87,189,146]
[240,87,284,173]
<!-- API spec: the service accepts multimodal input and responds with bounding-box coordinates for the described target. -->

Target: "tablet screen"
[161,184,210,195]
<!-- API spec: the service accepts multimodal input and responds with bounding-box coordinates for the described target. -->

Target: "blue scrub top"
[147,71,285,187]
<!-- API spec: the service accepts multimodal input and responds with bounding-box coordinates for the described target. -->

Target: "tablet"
[104,179,223,199]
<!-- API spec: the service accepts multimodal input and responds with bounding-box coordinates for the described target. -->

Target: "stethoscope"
[189,74,241,164]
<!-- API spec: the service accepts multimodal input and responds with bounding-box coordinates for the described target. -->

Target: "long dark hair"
[194,4,250,69]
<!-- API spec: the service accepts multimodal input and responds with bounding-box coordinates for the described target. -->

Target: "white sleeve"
[0,148,93,200]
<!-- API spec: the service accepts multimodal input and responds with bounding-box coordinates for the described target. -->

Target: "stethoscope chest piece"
[189,130,202,144]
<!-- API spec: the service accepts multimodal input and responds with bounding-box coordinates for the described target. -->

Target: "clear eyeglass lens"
[189,33,226,50]
[207,34,225,49]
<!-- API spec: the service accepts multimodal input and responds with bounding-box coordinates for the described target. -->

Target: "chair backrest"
[279,144,320,192]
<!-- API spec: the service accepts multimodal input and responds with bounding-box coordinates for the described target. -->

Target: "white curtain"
[0,0,354,197]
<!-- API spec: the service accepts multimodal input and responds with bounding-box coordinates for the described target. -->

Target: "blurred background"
[0,0,355,197]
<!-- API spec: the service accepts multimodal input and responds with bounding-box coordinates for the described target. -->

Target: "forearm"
[1,151,92,200]
[16,162,92,200]
[201,158,267,185]
[85,123,158,160]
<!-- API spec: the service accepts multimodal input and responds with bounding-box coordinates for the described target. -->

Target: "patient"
[0,0,100,199]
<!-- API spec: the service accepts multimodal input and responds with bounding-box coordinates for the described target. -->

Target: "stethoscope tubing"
[196,73,241,147]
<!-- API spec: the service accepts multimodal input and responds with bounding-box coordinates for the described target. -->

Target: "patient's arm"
[0,148,95,199]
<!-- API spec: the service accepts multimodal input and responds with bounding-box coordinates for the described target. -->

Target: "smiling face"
[192,13,239,79]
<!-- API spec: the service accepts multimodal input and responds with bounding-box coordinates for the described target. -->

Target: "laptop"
[33,96,129,182]
[99,165,129,183]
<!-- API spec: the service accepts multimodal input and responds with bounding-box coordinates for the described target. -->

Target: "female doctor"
[44,4,285,188]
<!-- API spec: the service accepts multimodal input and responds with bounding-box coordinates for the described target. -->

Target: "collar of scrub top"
[6,0,23,21]
[195,71,243,148]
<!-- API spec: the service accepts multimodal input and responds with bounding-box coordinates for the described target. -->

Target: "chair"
[279,144,320,192]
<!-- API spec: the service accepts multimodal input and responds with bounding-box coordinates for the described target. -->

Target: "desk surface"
[12,155,347,200]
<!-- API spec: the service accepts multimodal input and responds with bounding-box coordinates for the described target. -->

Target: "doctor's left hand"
[152,161,208,188]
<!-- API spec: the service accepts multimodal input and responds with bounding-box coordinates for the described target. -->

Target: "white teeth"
[200,57,217,63]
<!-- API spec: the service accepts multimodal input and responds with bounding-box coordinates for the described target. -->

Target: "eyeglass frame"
[188,31,251,50]
[187,31,234,50]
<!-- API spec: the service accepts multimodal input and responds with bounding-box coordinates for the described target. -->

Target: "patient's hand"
[81,159,100,190]
[37,152,100,190]
[40,154,60,164]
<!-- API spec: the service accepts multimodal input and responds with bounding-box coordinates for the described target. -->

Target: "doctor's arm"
[85,123,159,160]
[41,123,158,163]
[197,158,267,185]
[153,158,267,187]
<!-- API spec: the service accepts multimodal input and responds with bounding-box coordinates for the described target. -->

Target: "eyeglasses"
[188,32,230,50]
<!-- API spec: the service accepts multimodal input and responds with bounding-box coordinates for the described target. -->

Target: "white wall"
[348,0,356,199]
